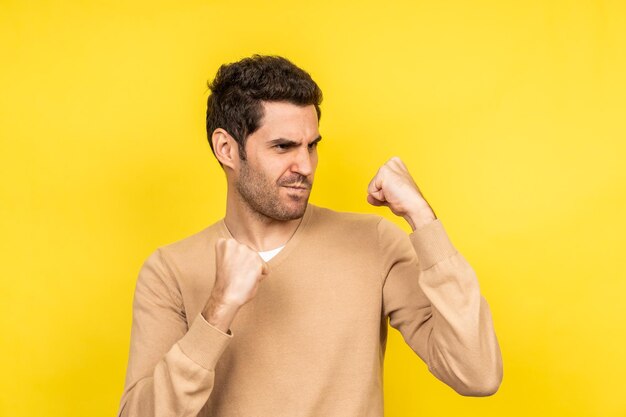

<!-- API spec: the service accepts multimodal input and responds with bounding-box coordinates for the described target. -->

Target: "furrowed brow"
[268,138,299,146]
[268,135,322,146]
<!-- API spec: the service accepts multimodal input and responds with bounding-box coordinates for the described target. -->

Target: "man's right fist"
[210,238,269,308]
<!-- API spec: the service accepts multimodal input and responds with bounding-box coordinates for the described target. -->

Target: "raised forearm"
[202,295,240,334]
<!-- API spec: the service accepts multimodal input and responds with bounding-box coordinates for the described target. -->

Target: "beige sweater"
[117,204,503,417]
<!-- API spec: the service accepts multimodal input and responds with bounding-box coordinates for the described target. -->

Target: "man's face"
[234,101,321,221]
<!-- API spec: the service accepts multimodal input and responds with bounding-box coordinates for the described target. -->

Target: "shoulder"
[305,205,415,269]
[149,219,223,275]
[308,204,383,230]
[309,204,410,229]
[307,204,409,245]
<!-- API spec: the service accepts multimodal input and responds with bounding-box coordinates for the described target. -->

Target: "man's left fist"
[367,157,437,231]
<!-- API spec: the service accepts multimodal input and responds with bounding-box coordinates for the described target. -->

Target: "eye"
[274,143,290,150]
[308,141,319,150]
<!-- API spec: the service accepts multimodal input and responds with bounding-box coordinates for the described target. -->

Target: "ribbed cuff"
[409,219,457,270]
[177,312,233,370]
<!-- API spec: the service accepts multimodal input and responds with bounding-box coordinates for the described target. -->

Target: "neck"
[224,190,305,252]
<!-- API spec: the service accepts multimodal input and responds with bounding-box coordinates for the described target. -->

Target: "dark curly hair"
[205,54,323,161]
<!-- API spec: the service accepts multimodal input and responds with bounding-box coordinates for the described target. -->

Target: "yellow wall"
[1,1,625,416]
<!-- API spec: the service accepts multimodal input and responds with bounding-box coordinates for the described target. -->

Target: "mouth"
[282,185,311,193]
[282,183,310,190]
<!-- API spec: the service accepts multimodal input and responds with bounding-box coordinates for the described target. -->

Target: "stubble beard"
[235,160,312,222]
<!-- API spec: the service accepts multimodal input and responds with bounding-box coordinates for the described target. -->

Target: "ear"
[212,128,240,170]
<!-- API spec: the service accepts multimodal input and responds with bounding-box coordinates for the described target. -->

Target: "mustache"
[278,175,312,189]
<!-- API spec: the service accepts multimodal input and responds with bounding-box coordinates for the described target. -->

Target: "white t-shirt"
[257,245,285,262]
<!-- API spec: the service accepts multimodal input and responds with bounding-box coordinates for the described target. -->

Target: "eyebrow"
[268,135,322,146]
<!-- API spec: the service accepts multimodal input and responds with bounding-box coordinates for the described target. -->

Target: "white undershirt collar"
[257,245,285,262]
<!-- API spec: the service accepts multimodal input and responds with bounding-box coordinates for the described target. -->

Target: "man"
[117,54,503,417]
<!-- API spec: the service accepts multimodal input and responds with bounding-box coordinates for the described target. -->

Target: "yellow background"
[1,0,625,416]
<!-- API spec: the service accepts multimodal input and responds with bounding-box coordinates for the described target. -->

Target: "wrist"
[202,295,241,334]
[404,207,437,232]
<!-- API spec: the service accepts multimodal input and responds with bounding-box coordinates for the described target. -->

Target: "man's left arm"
[368,157,503,396]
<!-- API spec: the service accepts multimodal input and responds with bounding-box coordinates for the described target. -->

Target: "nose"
[291,146,314,177]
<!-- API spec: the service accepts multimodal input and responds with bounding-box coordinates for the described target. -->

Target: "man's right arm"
[118,238,267,417]
[117,249,233,417]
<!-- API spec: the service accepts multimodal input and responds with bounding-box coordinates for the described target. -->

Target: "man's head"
[206,54,323,160]
[206,55,323,221]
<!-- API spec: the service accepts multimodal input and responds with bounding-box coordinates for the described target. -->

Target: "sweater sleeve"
[117,248,232,417]
[379,217,503,396]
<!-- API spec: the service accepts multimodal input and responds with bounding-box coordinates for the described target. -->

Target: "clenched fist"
[202,238,268,333]
[211,238,269,307]
[367,157,437,231]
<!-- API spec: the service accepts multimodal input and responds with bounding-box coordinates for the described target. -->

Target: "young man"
[117,55,503,417]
